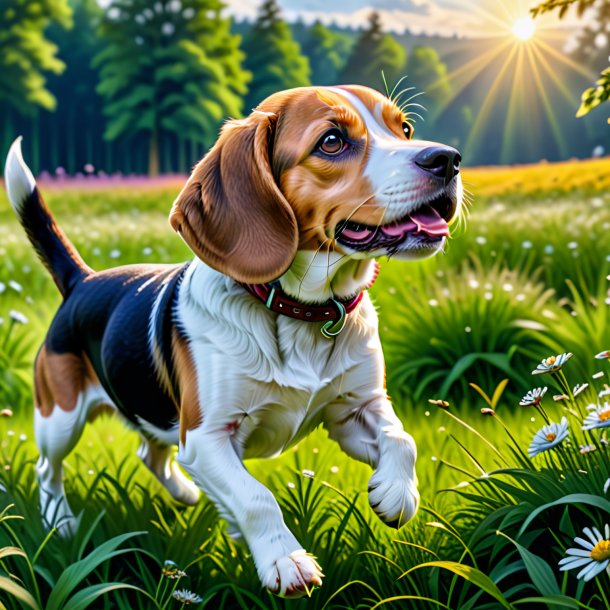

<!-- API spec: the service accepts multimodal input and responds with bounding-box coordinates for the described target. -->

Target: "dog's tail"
[4,137,91,298]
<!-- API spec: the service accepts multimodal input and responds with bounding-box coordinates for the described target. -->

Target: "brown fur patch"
[34,346,106,417]
[172,331,202,444]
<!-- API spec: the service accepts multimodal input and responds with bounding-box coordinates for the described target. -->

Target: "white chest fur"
[176,260,380,459]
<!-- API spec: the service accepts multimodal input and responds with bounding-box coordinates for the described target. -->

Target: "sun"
[512,16,536,41]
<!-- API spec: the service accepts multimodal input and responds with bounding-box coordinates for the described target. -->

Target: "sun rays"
[427,0,598,164]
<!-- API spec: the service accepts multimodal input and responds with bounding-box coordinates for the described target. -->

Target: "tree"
[95,0,249,176]
[42,0,105,173]
[407,46,452,110]
[242,0,310,110]
[340,11,406,90]
[532,0,610,122]
[300,21,352,86]
[0,0,72,114]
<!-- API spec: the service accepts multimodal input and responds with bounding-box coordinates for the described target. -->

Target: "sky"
[223,0,587,38]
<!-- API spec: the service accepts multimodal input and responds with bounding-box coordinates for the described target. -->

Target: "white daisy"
[559,524,610,582]
[9,310,28,325]
[579,444,596,455]
[528,417,569,458]
[519,387,547,406]
[532,352,573,375]
[595,350,610,360]
[172,589,203,604]
[582,402,610,431]
[599,385,610,399]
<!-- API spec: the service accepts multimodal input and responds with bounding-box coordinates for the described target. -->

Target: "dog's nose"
[414,147,461,185]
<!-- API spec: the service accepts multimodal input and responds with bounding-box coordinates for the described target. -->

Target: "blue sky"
[224,0,584,38]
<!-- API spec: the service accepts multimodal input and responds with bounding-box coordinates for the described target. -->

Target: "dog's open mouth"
[335,195,453,253]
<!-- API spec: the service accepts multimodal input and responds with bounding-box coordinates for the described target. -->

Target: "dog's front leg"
[177,427,323,597]
[325,387,420,529]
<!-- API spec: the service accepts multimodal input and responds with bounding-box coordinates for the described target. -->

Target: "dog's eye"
[317,130,346,156]
[402,121,413,140]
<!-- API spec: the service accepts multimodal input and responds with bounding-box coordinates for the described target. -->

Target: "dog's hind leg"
[34,347,111,535]
[137,438,200,506]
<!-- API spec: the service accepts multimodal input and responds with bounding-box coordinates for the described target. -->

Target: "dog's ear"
[169,112,298,284]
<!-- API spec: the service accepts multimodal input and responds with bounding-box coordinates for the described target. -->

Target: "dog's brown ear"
[169,113,298,284]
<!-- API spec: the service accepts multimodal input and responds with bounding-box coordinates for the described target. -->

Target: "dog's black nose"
[414,147,461,185]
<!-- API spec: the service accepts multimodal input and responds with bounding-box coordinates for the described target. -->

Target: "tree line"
[0,0,454,176]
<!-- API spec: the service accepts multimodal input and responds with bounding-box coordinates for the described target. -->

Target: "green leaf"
[513,596,579,609]
[518,494,610,538]
[398,561,513,609]
[63,583,158,610]
[496,531,561,601]
[46,531,146,610]
[0,576,41,610]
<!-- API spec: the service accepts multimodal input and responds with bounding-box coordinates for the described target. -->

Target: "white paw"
[163,463,201,506]
[368,473,419,528]
[262,550,324,598]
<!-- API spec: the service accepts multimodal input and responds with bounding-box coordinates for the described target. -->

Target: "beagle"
[4,84,462,598]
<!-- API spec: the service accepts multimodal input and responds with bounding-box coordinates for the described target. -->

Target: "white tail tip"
[4,137,36,212]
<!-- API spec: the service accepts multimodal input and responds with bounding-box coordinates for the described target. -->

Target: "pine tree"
[340,11,406,90]
[242,0,310,110]
[42,0,105,173]
[95,0,249,176]
[0,0,72,114]
[301,21,352,86]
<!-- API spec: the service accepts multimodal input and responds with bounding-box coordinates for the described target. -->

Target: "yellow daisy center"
[545,356,556,366]
[546,432,557,442]
[590,539,610,561]
[599,409,610,422]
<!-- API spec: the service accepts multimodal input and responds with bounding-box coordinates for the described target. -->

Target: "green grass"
[0,167,609,608]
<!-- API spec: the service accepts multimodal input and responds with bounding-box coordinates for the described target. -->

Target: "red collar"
[240,282,364,338]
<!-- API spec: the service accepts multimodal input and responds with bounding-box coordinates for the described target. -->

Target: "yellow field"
[464,155,610,198]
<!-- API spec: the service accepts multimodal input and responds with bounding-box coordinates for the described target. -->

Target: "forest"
[1,0,608,177]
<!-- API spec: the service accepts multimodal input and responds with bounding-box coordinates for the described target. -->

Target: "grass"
[0,157,609,608]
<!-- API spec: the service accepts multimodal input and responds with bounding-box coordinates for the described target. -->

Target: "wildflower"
[0,409,12,417]
[532,352,572,375]
[480,408,495,416]
[428,399,450,408]
[162,560,179,577]
[528,417,569,458]
[109,249,121,259]
[522,240,533,249]
[519,387,547,407]
[593,372,605,380]
[573,383,589,397]
[582,402,610,431]
[579,444,596,455]
[599,385,610,399]
[172,589,203,604]
[9,310,28,325]
[595,350,610,360]
[169,569,187,580]
[142,246,153,256]
[302,469,315,479]
[559,524,610,582]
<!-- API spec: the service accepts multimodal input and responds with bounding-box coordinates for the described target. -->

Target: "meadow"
[0,157,609,609]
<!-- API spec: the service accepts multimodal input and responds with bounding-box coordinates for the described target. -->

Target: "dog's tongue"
[408,206,449,237]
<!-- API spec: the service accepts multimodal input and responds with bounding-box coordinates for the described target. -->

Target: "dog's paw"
[263,550,324,598]
[368,472,420,529]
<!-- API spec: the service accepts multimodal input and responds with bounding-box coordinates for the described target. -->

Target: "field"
[0,157,609,609]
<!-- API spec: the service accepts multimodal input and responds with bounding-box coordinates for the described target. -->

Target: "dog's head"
[170,85,463,285]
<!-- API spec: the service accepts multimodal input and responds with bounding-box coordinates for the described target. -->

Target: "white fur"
[4,137,36,213]
[35,384,114,534]
[175,258,418,596]
[328,87,463,223]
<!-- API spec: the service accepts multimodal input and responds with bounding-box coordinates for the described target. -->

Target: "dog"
[4,84,462,598]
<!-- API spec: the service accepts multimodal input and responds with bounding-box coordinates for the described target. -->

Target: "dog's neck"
[278,250,378,304]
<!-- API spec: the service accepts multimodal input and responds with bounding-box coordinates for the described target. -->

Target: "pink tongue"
[341,227,374,241]
[408,206,449,237]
